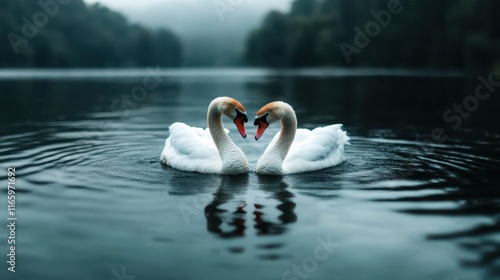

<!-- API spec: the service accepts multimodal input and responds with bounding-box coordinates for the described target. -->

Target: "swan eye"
[254,113,268,126]
[235,109,248,123]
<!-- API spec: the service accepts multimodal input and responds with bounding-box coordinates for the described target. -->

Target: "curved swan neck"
[256,103,297,175]
[207,101,249,174]
[207,102,232,147]
[275,105,297,160]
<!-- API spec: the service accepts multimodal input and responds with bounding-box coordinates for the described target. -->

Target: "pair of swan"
[160,97,349,175]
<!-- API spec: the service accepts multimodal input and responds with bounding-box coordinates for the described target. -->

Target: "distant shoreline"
[0,67,465,81]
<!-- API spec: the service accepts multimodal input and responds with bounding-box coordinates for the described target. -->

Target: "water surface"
[0,69,499,280]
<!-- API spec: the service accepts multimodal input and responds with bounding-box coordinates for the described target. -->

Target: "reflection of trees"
[0,80,181,125]
[253,76,471,128]
[250,74,500,135]
[0,81,103,124]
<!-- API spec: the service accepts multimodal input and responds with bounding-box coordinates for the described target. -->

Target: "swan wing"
[160,122,228,173]
[263,127,312,155]
[282,124,350,174]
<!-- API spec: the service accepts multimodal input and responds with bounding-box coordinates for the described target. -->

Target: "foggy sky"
[83,0,292,66]
[84,0,290,19]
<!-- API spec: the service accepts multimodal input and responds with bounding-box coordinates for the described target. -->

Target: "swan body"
[161,97,250,175]
[254,102,349,175]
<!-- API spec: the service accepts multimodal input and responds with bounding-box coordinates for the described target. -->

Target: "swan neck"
[207,101,249,174]
[275,106,297,160]
[257,104,296,175]
[207,103,232,150]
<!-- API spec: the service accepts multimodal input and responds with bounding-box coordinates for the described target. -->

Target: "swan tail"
[335,125,350,162]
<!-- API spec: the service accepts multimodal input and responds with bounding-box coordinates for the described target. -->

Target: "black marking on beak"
[253,113,268,126]
[235,109,248,123]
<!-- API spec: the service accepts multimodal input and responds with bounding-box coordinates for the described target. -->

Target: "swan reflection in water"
[204,175,297,238]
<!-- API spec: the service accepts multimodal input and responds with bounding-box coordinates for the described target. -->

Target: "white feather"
[281,124,349,174]
[160,122,230,174]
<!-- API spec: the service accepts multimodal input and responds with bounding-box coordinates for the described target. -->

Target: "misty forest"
[1,0,499,73]
[1,0,181,67]
[246,0,500,72]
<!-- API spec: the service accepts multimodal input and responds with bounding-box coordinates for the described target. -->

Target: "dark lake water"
[0,68,499,280]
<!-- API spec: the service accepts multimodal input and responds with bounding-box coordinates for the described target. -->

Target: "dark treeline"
[245,0,500,71]
[1,0,181,68]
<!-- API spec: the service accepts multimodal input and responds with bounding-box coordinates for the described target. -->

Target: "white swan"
[161,97,250,175]
[253,101,349,175]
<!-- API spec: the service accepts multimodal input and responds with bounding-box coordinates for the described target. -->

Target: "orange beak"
[234,112,248,138]
[255,120,269,140]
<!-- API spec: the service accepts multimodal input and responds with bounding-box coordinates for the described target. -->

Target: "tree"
[1,0,182,68]
[245,0,499,72]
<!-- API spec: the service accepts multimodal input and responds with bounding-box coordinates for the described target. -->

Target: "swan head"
[253,101,289,140]
[213,97,249,138]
